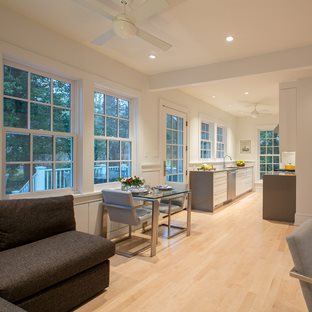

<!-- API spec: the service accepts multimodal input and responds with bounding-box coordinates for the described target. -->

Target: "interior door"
[161,106,187,183]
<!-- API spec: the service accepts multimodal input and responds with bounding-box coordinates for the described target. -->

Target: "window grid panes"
[166,114,184,182]
[200,122,211,159]
[3,64,74,195]
[216,126,225,158]
[94,91,132,184]
[259,130,280,180]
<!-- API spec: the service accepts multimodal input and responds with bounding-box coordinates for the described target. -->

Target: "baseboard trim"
[255,182,263,190]
[295,213,312,225]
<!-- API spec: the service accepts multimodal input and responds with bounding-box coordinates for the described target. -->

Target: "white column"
[295,77,312,224]
[76,78,94,194]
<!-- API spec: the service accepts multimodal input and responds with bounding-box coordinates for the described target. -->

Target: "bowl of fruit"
[198,163,215,171]
[236,160,245,167]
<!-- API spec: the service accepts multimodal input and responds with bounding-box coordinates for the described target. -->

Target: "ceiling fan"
[250,103,259,118]
[74,0,173,51]
[237,102,273,118]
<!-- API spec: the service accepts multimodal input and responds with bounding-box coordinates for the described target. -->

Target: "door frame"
[159,98,189,184]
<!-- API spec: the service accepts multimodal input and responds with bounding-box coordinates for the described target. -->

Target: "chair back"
[161,182,188,207]
[287,219,312,311]
[102,189,140,226]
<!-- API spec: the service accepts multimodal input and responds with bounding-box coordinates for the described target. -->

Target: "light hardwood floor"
[76,190,307,312]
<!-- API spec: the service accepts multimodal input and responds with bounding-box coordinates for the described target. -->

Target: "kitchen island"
[190,166,254,212]
[263,172,296,223]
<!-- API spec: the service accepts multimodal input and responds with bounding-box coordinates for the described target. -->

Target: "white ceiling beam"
[149,45,312,91]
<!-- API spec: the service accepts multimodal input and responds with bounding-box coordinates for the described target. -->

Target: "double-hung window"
[216,126,225,159]
[3,64,74,195]
[200,122,212,159]
[94,91,132,184]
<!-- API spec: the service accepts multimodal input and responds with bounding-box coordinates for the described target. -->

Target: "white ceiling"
[181,67,312,116]
[2,0,312,116]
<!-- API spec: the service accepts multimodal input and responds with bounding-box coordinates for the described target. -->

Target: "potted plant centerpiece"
[119,176,145,191]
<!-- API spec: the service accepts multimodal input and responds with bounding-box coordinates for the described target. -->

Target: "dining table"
[132,187,192,257]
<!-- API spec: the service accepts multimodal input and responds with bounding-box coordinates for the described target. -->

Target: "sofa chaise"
[0,195,115,312]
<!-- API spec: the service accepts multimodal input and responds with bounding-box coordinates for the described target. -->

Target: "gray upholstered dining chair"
[102,189,152,257]
[287,219,312,312]
[158,182,188,238]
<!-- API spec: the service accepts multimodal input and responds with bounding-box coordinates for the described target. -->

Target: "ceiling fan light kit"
[113,15,137,38]
[251,104,259,118]
[251,109,259,118]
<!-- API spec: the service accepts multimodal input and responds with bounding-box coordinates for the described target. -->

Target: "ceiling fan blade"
[97,0,122,12]
[129,0,169,21]
[73,0,114,21]
[136,28,172,51]
[92,29,115,45]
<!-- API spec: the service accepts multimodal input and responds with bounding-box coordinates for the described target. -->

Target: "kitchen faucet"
[223,155,232,168]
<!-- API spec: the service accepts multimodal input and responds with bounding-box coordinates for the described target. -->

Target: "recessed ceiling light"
[149,54,156,59]
[226,36,234,42]
[244,91,249,95]
[212,95,216,98]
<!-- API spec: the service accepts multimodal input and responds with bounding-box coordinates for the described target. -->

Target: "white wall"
[236,114,279,180]
[144,89,237,162]
[160,89,236,163]
[138,89,237,182]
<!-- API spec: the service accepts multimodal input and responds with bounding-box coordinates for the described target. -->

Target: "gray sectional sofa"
[0,195,115,312]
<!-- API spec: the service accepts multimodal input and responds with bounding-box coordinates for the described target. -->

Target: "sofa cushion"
[0,297,26,312]
[19,262,110,312]
[0,231,115,302]
[0,195,75,251]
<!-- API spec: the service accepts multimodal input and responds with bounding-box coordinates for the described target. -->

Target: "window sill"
[3,188,75,200]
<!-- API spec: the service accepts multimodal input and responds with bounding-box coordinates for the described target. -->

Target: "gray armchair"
[158,182,188,238]
[287,219,312,311]
[102,189,152,257]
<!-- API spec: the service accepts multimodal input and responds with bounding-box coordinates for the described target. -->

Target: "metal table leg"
[102,204,108,238]
[168,199,172,238]
[187,192,191,236]
[151,200,159,257]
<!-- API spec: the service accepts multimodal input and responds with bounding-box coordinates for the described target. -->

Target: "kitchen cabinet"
[236,167,253,196]
[213,171,228,206]
[279,83,297,153]
[190,170,227,212]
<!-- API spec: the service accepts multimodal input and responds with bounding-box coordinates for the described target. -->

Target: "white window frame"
[258,128,280,181]
[215,125,227,159]
[199,120,213,160]
[2,61,77,197]
[93,88,134,191]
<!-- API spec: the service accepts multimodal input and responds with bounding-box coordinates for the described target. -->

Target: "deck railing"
[15,164,131,193]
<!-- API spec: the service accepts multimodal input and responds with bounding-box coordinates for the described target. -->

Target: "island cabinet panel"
[213,172,228,206]
[190,171,227,212]
[263,174,296,223]
[236,167,253,196]
[190,171,214,211]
